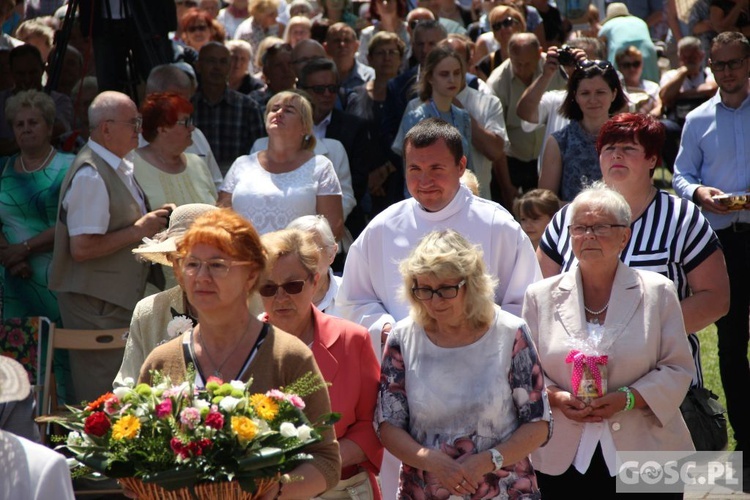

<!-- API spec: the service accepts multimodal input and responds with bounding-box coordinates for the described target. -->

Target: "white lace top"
[220,152,342,235]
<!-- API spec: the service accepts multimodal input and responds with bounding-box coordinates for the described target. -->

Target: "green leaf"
[75,454,134,478]
[236,448,284,471]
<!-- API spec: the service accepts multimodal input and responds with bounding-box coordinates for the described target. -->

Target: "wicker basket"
[118,477,278,500]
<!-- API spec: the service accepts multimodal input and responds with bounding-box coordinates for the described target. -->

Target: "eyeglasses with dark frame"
[619,60,642,70]
[258,276,312,297]
[491,17,519,31]
[709,57,747,72]
[105,116,143,132]
[568,224,627,237]
[412,279,466,300]
[186,24,209,33]
[177,256,253,278]
[302,84,340,95]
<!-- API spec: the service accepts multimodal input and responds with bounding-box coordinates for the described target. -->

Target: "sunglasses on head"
[491,17,518,31]
[619,60,641,69]
[258,277,310,297]
[577,59,613,70]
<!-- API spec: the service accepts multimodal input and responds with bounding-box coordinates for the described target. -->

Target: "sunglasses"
[577,59,614,70]
[491,17,518,31]
[302,84,340,95]
[619,60,642,69]
[187,24,209,33]
[258,277,311,297]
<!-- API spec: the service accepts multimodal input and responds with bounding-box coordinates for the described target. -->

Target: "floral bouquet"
[46,368,337,499]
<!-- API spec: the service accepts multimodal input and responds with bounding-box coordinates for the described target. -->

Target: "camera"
[557,45,576,67]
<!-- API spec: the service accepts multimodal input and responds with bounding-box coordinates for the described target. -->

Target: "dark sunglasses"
[258,278,310,297]
[187,24,209,33]
[491,17,518,31]
[619,60,642,69]
[302,84,340,95]
[577,59,614,70]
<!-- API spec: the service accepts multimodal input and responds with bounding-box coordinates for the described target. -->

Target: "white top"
[0,430,75,500]
[520,89,569,174]
[251,137,355,218]
[336,184,541,359]
[315,268,343,318]
[62,139,147,236]
[220,152,342,234]
[217,8,248,39]
[405,87,509,201]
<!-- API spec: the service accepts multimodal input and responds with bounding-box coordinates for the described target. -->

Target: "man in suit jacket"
[298,58,375,243]
[49,91,172,402]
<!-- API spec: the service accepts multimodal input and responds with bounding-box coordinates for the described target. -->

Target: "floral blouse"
[375,306,550,499]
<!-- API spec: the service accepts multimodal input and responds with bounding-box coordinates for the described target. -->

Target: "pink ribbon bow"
[565,350,608,397]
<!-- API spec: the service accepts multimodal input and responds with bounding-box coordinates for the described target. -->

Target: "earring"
[304,134,311,143]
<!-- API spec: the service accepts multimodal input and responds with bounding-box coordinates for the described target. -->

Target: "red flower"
[84,412,111,437]
[204,411,224,429]
[155,399,173,418]
[7,328,25,347]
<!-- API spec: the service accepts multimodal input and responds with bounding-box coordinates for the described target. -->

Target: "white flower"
[229,380,245,392]
[297,424,313,441]
[167,316,193,338]
[254,418,271,435]
[192,399,210,411]
[219,396,242,412]
[279,422,298,439]
[122,377,135,388]
[113,386,131,400]
[67,431,83,446]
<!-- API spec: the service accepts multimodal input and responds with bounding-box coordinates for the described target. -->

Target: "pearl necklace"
[584,302,609,316]
[20,146,55,174]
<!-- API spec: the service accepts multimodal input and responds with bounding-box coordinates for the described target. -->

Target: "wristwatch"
[488,448,504,471]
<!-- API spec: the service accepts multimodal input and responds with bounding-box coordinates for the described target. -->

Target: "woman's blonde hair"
[400,229,497,331]
[261,228,321,277]
[176,209,267,293]
[266,90,316,150]
[250,0,280,17]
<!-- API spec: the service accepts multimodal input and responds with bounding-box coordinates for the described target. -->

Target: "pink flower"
[206,376,224,386]
[180,407,201,429]
[155,399,173,418]
[103,395,120,415]
[287,394,305,409]
[7,328,25,347]
[266,389,285,400]
[204,411,224,430]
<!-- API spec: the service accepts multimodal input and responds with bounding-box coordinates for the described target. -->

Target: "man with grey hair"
[50,91,173,403]
[142,64,223,188]
[488,33,566,200]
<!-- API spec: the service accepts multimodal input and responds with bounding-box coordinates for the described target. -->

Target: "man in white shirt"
[49,91,172,403]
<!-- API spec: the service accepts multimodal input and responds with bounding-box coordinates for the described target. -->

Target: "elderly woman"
[376,229,551,499]
[234,0,282,55]
[226,40,265,94]
[286,215,341,316]
[135,92,217,209]
[260,229,382,499]
[218,91,344,240]
[523,183,695,496]
[615,46,662,116]
[0,89,73,322]
[138,209,341,498]
[539,113,729,394]
[538,59,627,201]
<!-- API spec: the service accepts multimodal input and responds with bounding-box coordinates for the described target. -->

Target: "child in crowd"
[513,188,561,249]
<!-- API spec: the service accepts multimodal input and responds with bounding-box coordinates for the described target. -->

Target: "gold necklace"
[198,321,252,378]
[20,146,55,173]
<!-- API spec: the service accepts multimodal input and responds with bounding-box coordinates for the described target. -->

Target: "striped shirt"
[540,190,722,387]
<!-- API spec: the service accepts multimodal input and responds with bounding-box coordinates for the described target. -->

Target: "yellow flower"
[249,394,279,421]
[231,416,258,441]
[111,415,140,440]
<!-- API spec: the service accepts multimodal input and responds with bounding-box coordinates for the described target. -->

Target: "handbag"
[315,471,374,500]
[679,386,728,451]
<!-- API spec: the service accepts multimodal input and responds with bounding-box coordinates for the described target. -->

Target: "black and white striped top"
[539,190,722,387]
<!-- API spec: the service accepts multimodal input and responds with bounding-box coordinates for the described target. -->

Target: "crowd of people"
[1,0,750,498]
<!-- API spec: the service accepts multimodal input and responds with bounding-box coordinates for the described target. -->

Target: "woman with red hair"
[181,8,226,52]
[135,92,217,211]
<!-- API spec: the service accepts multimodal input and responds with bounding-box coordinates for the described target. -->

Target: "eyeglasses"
[619,60,641,69]
[187,24,209,33]
[302,84,340,95]
[412,279,466,300]
[105,116,142,132]
[258,277,311,297]
[175,116,193,128]
[568,224,627,237]
[578,59,613,70]
[710,57,747,72]
[178,257,253,278]
[371,48,401,58]
[491,17,519,31]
